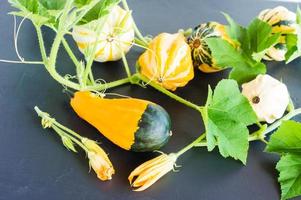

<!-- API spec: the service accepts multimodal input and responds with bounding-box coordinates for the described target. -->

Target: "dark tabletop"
[1,0,301,200]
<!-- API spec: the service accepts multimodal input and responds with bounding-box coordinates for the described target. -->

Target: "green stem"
[53,121,83,141]
[176,133,206,157]
[34,106,83,140]
[89,71,95,85]
[34,106,89,152]
[35,25,47,62]
[249,107,301,141]
[134,37,148,48]
[35,26,81,90]
[62,38,82,70]
[48,32,64,69]
[121,50,132,81]
[88,75,134,91]
[0,59,43,65]
[137,74,203,112]
[52,125,89,152]
[121,0,149,46]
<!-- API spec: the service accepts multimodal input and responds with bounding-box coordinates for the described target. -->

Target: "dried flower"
[82,138,115,181]
[128,153,178,191]
[242,74,290,123]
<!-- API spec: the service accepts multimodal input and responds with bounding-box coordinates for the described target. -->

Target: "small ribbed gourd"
[187,22,234,73]
[258,6,296,61]
[72,5,134,62]
[138,33,194,91]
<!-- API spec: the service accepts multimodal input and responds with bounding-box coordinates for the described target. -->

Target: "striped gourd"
[258,6,296,61]
[72,5,134,62]
[187,22,234,73]
[138,33,194,91]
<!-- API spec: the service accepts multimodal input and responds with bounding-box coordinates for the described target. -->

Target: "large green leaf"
[206,14,279,84]
[79,0,121,24]
[276,154,301,200]
[205,38,266,84]
[9,0,121,26]
[201,79,258,164]
[266,120,301,154]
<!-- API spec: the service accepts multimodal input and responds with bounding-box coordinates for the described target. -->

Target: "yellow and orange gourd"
[138,33,194,91]
[70,91,172,152]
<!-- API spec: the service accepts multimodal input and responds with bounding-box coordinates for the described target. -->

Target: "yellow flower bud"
[128,153,177,191]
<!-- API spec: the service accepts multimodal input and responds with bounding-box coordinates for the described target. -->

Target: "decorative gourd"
[70,91,172,152]
[138,33,194,91]
[72,5,134,62]
[258,6,296,61]
[187,22,234,73]
[242,74,290,123]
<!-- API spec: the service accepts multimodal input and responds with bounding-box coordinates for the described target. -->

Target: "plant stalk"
[137,74,203,112]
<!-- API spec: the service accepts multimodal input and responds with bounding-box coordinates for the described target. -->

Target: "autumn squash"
[70,91,172,152]
[187,22,234,73]
[72,5,134,62]
[137,33,194,91]
[258,6,296,61]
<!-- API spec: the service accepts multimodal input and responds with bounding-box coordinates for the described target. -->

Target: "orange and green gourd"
[70,91,172,152]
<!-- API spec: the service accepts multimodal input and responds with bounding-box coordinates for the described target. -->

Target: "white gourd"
[242,74,289,123]
[72,5,134,62]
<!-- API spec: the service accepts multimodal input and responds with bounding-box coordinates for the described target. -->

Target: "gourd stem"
[88,75,134,91]
[134,38,148,48]
[0,59,43,65]
[249,107,301,141]
[62,38,82,71]
[121,0,149,46]
[137,74,203,112]
[194,108,301,147]
[35,25,81,90]
[176,133,206,157]
[82,15,109,86]
[121,49,132,80]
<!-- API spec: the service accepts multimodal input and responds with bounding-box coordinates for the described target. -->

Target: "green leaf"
[206,14,279,84]
[9,0,120,27]
[276,153,301,200]
[39,0,66,10]
[79,0,121,24]
[229,61,266,84]
[285,34,298,61]
[202,79,258,164]
[223,12,248,47]
[247,18,280,53]
[266,120,301,154]
[205,38,266,84]
[9,0,50,25]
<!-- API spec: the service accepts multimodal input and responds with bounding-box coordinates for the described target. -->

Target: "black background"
[1,0,301,199]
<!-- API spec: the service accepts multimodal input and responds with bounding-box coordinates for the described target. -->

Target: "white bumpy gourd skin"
[72,5,134,62]
[242,74,290,123]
